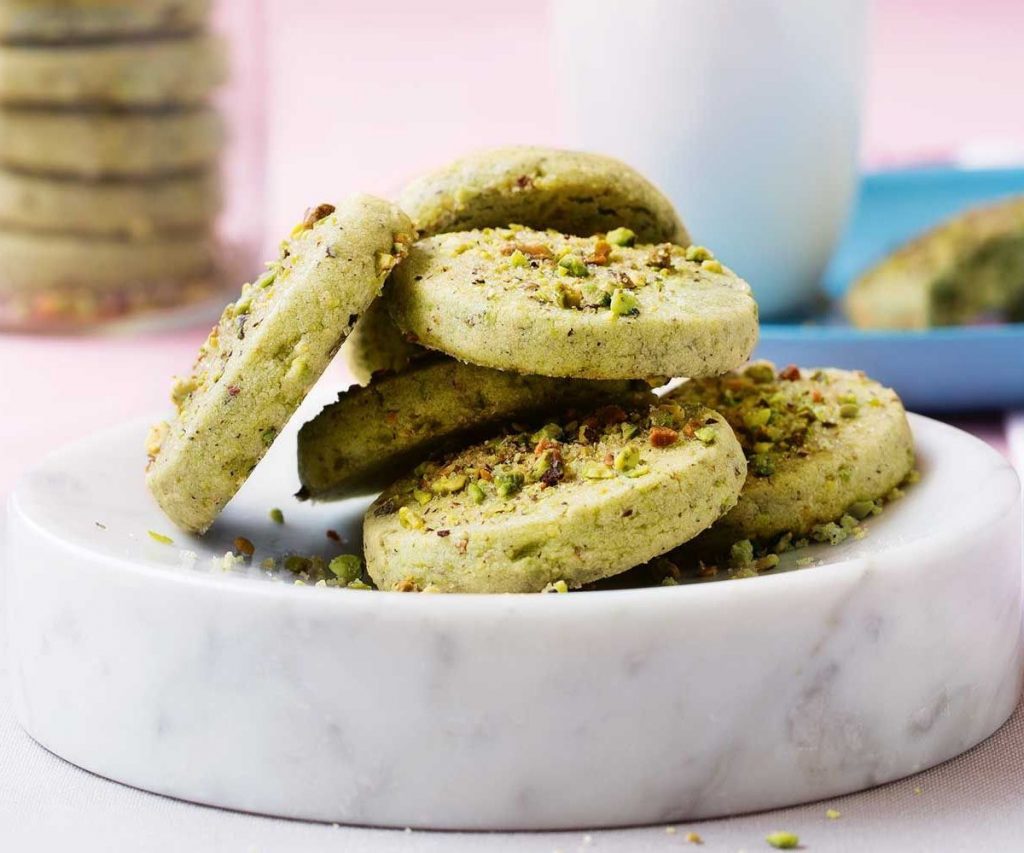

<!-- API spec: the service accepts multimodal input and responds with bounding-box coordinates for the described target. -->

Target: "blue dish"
[755,165,1024,412]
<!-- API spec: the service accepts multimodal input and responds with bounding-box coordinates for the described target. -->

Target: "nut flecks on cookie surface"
[388,226,759,380]
[145,195,415,533]
[363,399,747,593]
[667,362,915,552]
[297,355,648,500]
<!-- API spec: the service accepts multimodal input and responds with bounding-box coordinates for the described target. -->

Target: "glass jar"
[0,0,266,332]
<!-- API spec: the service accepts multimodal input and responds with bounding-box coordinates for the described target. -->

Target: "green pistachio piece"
[398,506,426,530]
[702,259,724,274]
[743,407,772,429]
[730,539,755,567]
[413,489,432,505]
[431,474,468,495]
[840,402,860,418]
[766,831,800,850]
[328,554,362,584]
[609,288,639,317]
[557,254,589,277]
[509,249,528,267]
[467,481,486,504]
[694,425,717,444]
[605,226,636,247]
[685,245,714,262]
[494,471,524,498]
[613,445,641,471]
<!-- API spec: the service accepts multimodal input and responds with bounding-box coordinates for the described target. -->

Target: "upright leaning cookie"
[847,195,1024,328]
[667,362,915,554]
[297,355,646,499]
[388,227,758,380]
[364,399,746,593]
[146,196,415,533]
[347,146,689,383]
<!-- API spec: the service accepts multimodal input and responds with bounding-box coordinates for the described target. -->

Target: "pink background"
[3,0,1024,493]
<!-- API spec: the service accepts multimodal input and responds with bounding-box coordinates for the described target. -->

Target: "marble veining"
[4,414,1022,830]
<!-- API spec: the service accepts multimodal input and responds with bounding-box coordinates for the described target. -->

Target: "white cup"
[553,0,867,319]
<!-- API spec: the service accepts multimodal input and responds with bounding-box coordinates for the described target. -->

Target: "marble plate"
[5,413,1022,830]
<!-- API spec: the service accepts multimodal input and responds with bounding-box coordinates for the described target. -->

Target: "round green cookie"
[363,398,746,593]
[347,146,689,383]
[0,168,219,237]
[146,196,415,533]
[0,229,214,293]
[847,194,1024,329]
[666,362,915,555]
[0,106,221,178]
[400,146,688,244]
[297,355,645,500]
[0,0,209,44]
[387,227,758,380]
[0,34,225,107]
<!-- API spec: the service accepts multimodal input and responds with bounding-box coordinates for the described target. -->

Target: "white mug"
[553,0,867,319]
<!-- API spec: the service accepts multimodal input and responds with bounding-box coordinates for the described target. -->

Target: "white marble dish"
[5,413,1022,830]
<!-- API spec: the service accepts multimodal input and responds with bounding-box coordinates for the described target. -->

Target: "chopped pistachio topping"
[558,254,590,277]
[269,507,285,524]
[826,808,841,820]
[542,579,569,593]
[765,831,800,849]
[685,245,714,262]
[328,554,363,584]
[147,530,173,545]
[609,288,639,317]
[605,226,636,247]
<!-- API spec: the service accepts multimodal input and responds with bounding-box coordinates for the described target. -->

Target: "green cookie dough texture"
[400,146,688,244]
[0,229,214,293]
[343,297,421,385]
[847,194,1024,328]
[0,0,209,43]
[347,146,689,382]
[0,34,225,107]
[297,355,646,499]
[667,362,915,554]
[146,196,415,533]
[363,399,746,593]
[0,168,219,237]
[0,106,221,178]
[388,227,759,380]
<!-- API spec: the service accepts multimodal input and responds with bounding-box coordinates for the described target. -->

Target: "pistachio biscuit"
[0,229,215,294]
[666,362,915,555]
[146,196,415,533]
[297,355,646,499]
[0,106,221,178]
[0,34,225,107]
[347,146,689,383]
[400,146,688,244]
[0,0,209,43]
[0,169,219,237]
[363,399,746,593]
[388,227,758,380]
[847,195,1024,328]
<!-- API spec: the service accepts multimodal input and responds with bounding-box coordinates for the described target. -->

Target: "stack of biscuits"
[0,0,225,329]
[145,147,917,594]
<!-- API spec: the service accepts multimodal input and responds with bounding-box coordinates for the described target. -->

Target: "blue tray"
[755,166,1024,412]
